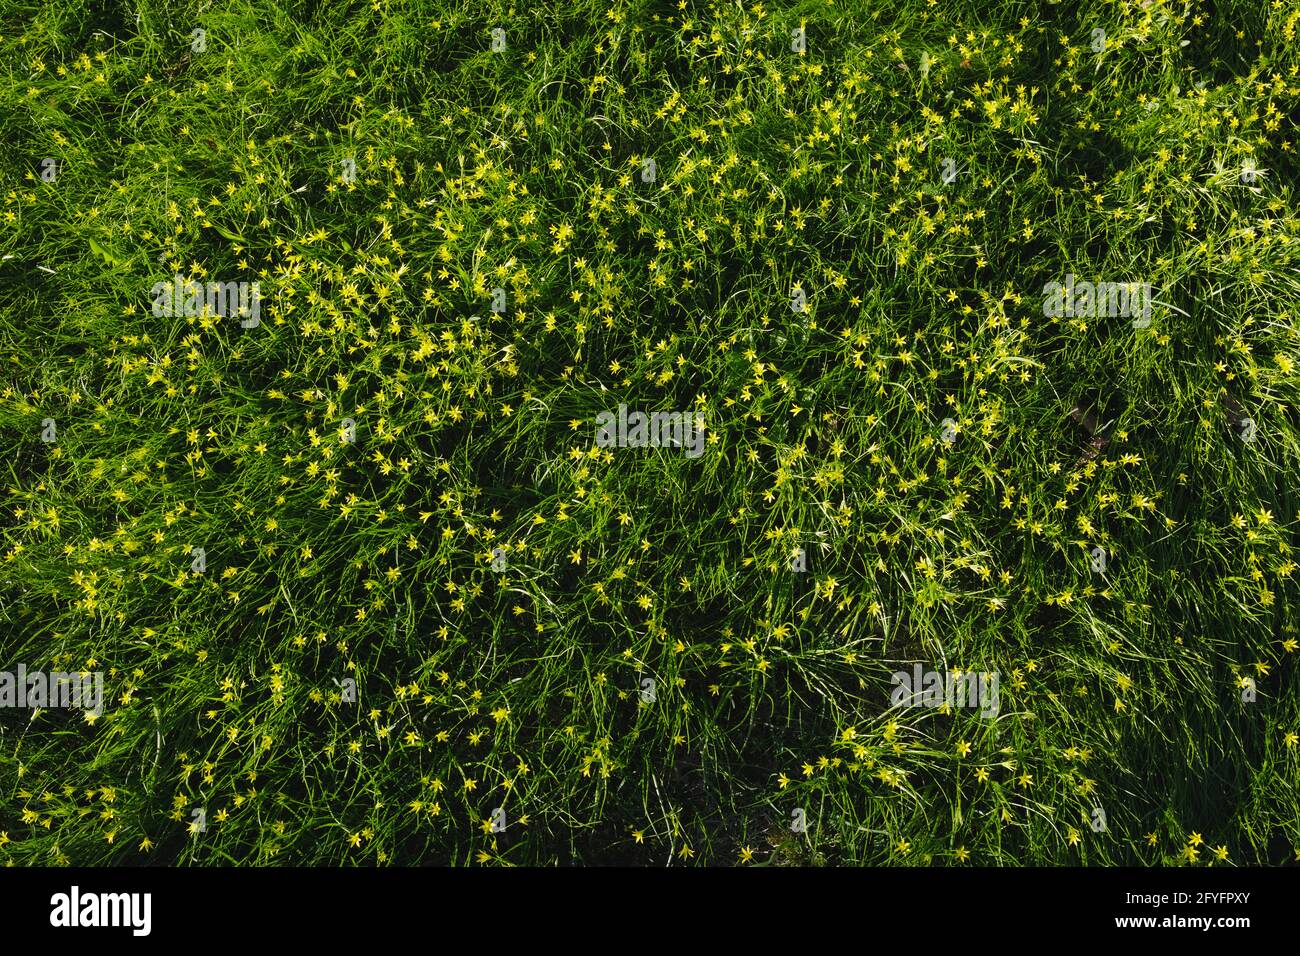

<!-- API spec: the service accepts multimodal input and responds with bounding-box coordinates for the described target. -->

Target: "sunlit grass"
[0,0,1298,866]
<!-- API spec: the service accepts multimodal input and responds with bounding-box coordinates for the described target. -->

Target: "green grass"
[1,0,1298,866]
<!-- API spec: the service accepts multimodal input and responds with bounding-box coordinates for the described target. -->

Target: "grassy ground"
[1,0,1298,866]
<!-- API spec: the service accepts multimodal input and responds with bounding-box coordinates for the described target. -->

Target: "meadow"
[1,0,1298,866]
